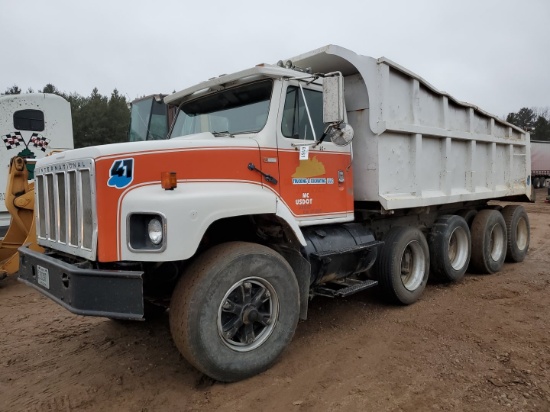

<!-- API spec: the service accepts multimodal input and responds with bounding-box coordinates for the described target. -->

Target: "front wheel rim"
[217,276,279,352]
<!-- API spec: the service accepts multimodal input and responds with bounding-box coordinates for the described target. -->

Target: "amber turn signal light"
[161,171,177,190]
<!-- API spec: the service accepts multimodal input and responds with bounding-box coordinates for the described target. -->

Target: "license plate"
[37,265,50,289]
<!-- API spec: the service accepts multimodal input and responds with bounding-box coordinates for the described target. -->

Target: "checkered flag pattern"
[30,133,50,152]
[3,132,25,150]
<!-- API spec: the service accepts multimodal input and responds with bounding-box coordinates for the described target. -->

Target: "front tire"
[169,242,300,382]
[376,227,430,305]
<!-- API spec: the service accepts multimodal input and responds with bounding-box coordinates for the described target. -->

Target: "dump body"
[290,45,531,210]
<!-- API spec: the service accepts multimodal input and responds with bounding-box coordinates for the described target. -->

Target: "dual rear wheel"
[376,205,529,304]
[533,177,547,189]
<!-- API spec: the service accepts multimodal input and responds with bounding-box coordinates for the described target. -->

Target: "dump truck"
[18,45,532,382]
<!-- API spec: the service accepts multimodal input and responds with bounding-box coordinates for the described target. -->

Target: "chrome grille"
[35,158,97,260]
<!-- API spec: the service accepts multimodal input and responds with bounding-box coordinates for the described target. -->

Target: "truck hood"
[36,132,259,166]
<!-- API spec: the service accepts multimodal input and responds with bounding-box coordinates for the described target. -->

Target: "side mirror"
[323,75,345,124]
[327,122,354,146]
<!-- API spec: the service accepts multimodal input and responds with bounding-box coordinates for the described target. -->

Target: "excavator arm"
[0,157,43,280]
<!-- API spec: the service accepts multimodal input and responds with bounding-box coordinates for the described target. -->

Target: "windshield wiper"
[212,130,234,137]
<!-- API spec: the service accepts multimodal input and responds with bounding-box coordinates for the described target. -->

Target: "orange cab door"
[276,82,353,222]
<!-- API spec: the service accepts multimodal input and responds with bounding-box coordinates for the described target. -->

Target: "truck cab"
[165,65,354,225]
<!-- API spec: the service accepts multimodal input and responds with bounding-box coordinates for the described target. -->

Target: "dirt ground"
[1,190,549,412]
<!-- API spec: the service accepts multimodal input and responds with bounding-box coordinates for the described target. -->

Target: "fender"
[118,181,306,262]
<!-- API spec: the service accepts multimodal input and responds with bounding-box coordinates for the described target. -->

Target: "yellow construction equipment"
[0,157,43,280]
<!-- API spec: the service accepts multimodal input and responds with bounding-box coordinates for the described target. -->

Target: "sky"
[2,0,549,118]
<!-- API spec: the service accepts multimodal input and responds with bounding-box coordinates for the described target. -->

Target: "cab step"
[313,278,378,298]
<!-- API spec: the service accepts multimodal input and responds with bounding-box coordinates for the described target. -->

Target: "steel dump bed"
[290,45,530,210]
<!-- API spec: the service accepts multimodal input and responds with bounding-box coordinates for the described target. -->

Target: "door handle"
[248,163,278,185]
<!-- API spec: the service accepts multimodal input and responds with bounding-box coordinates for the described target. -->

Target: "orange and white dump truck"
[18,45,532,382]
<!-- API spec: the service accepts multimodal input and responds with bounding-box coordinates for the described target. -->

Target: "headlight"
[148,218,163,245]
[128,213,165,251]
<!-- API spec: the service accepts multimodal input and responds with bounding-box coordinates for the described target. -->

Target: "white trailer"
[531,140,550,188]
[0,93,74,226]
[19,45,532,382]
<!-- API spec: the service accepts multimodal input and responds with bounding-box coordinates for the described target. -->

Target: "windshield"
[129,97,169,142]
[170,79,272,138]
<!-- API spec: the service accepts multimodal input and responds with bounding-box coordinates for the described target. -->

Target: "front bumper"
[18,244,145,320]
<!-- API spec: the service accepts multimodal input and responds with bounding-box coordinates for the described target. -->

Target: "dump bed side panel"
[361,59,529,209]
[290,45,530,209]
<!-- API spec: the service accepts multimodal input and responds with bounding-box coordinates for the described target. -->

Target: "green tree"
[2,85,21,95]
[105,89,130,145]
[2,83,131,147]
[532,116,550,141]
[506,107,536,131]
[507,107,550,141]
[41,83,60,94]
[74,88,110,148]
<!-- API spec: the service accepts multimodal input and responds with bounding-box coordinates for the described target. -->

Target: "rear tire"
[169,242,299,382]
[470,209,507,274]
[457,209,477,228]
[429,215,471,282]
[376,227,429,305]
[501,205,530,262]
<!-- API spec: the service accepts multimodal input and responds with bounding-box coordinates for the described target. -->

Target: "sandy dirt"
[1,190,549,412]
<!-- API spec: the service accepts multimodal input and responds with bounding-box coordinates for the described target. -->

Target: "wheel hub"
[217,277,279,352]
[400,240,425,291]
[243,306,260,324]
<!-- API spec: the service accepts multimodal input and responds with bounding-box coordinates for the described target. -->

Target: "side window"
[281,86,324,140]
[14,109,45,131]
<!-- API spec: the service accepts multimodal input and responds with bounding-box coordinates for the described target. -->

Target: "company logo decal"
[292,156,326,178]
[108,158,134,189]
[292,177,334,185]
[291,157,333,185]
[3,131,50,154]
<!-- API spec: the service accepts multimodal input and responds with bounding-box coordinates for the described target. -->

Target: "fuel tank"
[301,223,381,285]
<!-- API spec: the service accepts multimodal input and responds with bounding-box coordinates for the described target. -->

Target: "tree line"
[2,84,130,148]
[4,84,548,144]
[506,107,550,141]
